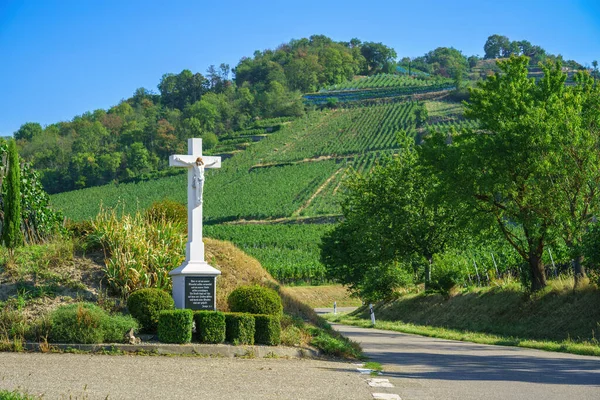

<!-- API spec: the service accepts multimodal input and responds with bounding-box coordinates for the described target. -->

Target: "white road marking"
[372,394,401,400]
[367,378,394,388]
[357,368,375,374]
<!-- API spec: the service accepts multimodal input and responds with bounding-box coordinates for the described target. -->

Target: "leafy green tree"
[322,134,465,298]
[517,40,534,57]
[2,140,23,255]
[423,56,600,291]
[14,122,42,141]
[414,47,468,78]
[483,34,511,59]
[126,142,154,175]
[186,99,219,133]
[158,70,208,109]
[285,55,320,92]
[468,55,480,69]
[360,42,397,74]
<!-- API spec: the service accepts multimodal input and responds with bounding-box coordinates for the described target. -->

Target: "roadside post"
[370,303,376,326]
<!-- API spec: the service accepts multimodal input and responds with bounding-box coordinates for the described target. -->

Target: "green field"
[323,74,452,91]
[52,102,418,221]
[205,224,332,283]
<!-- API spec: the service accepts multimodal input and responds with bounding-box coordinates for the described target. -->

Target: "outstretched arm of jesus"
[172,156,194,166]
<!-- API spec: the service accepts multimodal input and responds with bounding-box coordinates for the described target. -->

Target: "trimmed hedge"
[49,303,138,344]
[127,288,174,333]
[158,309,193,344]
[254,314,281,346]
[225,313,255,345]
[227,285,283,316]
[194,311,226,344]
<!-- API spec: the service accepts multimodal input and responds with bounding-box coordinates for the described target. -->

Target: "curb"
[23,342,319,358]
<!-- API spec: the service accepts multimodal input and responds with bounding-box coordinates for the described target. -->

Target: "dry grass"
[205,238,275,311]
[282,285,362,308]
[425,100,463,118]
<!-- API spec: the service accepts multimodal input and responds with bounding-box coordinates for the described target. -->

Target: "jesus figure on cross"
[171,155,218,206]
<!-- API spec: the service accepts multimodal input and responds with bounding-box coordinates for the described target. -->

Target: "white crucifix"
[168,138,222,310]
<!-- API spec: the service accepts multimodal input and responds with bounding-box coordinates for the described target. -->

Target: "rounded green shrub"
[227,285,283,316]
[194,311,226,344]
[49,302,138,344]
[158,309,193,344]
[127,288,174,333]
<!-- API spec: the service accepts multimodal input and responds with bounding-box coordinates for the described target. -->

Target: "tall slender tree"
[3,139,23,256]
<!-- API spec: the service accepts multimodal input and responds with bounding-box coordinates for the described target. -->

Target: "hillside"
[0,237,317,323]
[349,282,600,344]
[50,92,463,283]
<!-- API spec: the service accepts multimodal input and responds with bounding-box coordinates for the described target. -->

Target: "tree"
[416,47,468,78]
[484,34,511,59]
[14,122,42,141]
[2,139,23,255]
[468,55,480,69]
[360,42,397,74]
[423,56,600,291]
[322,134,465,299]
[158,70,208,110]
[517,40,534,57]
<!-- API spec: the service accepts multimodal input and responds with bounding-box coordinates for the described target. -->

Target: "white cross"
[169,138,221,263]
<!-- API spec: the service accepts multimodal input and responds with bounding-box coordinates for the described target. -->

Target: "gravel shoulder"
[1,352,371,400]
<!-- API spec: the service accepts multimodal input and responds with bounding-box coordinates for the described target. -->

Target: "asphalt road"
[0,352,371,399]
[332,322,600,400]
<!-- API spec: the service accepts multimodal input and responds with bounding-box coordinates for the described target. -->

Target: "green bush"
[225,313,255,345]
[145,199,187,225]
[228,285,283,316]
[430,252,469,295]
[158,309,193,344]
[127,288,174,332]
[194,311,226,344]
[254,314,281,346]
[49,303,138,344]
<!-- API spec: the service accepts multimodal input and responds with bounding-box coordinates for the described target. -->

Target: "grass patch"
[363,361,382,371]
[325,314,600,357]
[0,390,40,400]
[309,325,363,359]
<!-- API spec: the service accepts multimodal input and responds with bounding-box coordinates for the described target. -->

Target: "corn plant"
[91,206,186,297]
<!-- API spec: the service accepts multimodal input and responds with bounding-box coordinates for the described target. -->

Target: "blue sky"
[1,0,599,136]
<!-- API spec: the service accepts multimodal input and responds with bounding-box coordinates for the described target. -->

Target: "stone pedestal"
[170,262,220,310]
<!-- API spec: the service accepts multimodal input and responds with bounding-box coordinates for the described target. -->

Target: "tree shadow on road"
[333,329,600,386]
